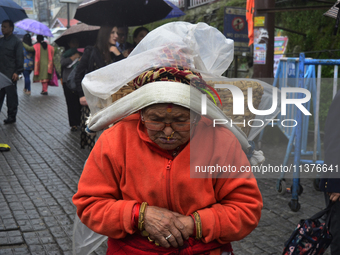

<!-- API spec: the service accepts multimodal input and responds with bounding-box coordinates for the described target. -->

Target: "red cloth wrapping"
[106,234,233,255]
[131,203,140,229]
[246,0,255,46]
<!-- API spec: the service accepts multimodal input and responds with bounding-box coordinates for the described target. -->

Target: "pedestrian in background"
[133,26,149,47]
[116,26,133,57]
[60,37,82,132]
[23,35,55,95]
[320,89,340,255]
[0,19,24,124]
[22,33,34,95]
[75,25,124,151]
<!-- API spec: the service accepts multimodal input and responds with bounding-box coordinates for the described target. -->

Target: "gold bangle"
[138,202,148,231]
[193,212,202,240]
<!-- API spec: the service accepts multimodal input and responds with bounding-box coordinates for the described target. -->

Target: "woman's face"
[142,104,195,150]
[134,30,148,45]
[68,38,79,48]
[109,27,119,45]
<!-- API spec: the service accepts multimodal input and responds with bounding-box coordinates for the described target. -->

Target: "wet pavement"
[0,78,330,254]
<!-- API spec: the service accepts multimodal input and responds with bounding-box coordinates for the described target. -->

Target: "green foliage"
[276,6,340,132]
[224,0,245,7]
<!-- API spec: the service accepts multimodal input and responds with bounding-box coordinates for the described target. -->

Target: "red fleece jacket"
[73,113,263,245]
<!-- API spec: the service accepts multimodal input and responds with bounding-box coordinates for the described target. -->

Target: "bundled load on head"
[81,22,280,165]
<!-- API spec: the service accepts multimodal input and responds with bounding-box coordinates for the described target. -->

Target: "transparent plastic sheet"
[203,77,281,141]
[72,214,107,255]
[81,21,234,115]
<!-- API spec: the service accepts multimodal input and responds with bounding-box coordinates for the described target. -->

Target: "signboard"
[274,36,288,55]
[254,43,266,64]
[224,7,250,56]
[254,16,265,27]
[21,0,34,14]
[273,36,289,76]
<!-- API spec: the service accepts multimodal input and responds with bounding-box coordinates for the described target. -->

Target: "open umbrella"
[55,23,100,48]
[15,18,53,37]
[0,0,28,24]
[163,0,185,19]
[74,0,172,26]
[0,72,13,89]
[323,0,340,35]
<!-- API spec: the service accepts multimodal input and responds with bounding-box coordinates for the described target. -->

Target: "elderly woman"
[72,65,263,254]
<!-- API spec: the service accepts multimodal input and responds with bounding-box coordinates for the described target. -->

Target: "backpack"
[66,46,95,92]
[66,64,78,91]
[282,203,333,255]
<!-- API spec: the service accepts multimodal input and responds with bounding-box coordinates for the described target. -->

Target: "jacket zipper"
[166,159,173,211]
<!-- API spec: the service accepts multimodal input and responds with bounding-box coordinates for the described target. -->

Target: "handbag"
[48,68,59,86]
[282,203,334,255]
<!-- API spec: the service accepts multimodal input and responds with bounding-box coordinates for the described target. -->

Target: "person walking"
[0,20,24,124]
[75,25,124,151]
[116,26,133,57]
[132,26,149,47]
[60,37,82,131]
[22,33,34,95]
[319,89,340,255]
[31,35,55,95]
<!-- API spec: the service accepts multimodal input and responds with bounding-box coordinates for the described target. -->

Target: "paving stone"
[0,249,13,255]
[28,244,46,253]
[0,78,334,255]
[13,247,31,255]
[0,230,23,245]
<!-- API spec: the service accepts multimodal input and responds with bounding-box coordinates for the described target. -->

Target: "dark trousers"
[0,82,18,120]
[62,82,81,127]
[23,70,32,91]
[325,193,340,254]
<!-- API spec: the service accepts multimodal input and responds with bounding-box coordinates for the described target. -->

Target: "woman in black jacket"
[319,89,340,255]
[74,25,124,151]
[60,37,82,131]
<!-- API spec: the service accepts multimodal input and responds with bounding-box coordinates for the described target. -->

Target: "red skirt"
[106,234,233,255]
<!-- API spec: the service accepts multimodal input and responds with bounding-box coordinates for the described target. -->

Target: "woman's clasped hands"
[143,206,194,248]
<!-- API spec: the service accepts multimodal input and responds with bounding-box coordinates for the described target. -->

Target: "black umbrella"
[55,23,100,48]
[74,0,172,26]
[0,0,28,24]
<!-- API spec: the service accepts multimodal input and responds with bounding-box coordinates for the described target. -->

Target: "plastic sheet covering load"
[81,22,234,116]
[81,21,280,157]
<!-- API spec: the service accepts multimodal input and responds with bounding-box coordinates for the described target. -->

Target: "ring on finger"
[148,237,154,242]
[165,234,172,240]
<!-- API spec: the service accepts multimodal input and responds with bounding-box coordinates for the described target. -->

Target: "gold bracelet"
[193,212,202,239]
[138,202,148,231]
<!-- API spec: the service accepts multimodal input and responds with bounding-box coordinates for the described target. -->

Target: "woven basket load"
[207,80,264,136]
[111,82,135,103]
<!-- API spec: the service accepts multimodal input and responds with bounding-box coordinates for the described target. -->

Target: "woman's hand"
[122,49,130,58]
[12,73,19,82]
[144,206,190,248]
[79,96,88,106]
[70,53,81,61]
[109,45,121,56]
[328,192,340,202]
[173,215,194,237]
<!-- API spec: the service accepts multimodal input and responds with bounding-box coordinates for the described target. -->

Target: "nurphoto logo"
[201,84,312,128]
